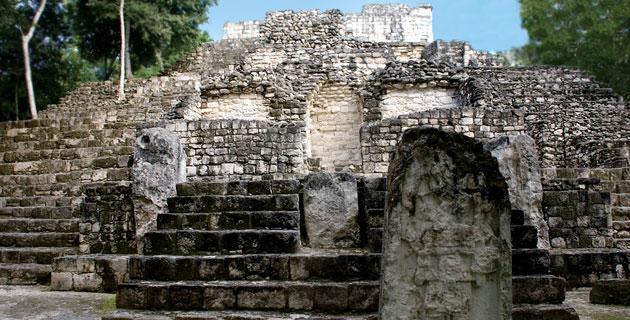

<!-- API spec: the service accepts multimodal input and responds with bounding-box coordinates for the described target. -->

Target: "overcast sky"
[201,0,528,52]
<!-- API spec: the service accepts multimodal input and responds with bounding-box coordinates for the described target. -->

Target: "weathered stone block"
[590,279,630,305]
[380,128,512,320]
[303,172,360,248]
[486,135,550,249]
[133,127,186,247]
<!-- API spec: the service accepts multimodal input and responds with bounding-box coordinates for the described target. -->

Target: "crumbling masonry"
[0,3,628,319]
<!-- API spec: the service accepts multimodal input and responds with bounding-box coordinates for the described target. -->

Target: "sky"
[201,0,529,52]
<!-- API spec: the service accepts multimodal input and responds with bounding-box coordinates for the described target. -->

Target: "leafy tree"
[0,0,94,121]
[72,0,217,80]
[519,0,630,98]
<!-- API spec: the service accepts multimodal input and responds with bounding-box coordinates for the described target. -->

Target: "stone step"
[512,275,566,304]
[0,206,75,219]
[0,168,132,186]
[601,181,630,193]
[613,221,630,237]
[129,253,380,282]
[0,156,132,175]
[363,191,385,212]
[0,195,81,207]
[176,180,300,196]
[1,146,133,163]
[511,225,538,249]
[167,195,300,213]
[612,206,630,220]
[116,280,380,312]
[1,181,84,198]
[0,262,51,285]
[512,304,579,320]
[367,228,382,253]
[612,193,630,206]
[0,136,133,153]
[0,232,78,247]
[0,246,77,264]
[157,211,300,231]
[144,230,299,255]
[365,209,384,228]
[0,118,94,130]
[511,209,525,226]
[0,127,131,144]
[590,279,630,305]
[103,310,378,320]
[512,249,550,275]
[613,239,630,249]
[0,218,78,233]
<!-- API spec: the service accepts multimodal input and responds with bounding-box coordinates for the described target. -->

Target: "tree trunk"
[125,18,132,78]
[15,83,19,121]
[21,0,47,120]
[118,0,125,101]
[155,47,164,73]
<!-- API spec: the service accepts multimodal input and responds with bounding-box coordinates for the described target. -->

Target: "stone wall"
[361,108,527,175]
[222,4,433,44]
[201,93,269,120]
[223,21,261,40]
[542,181,612,249]
[79,183,136,254]
[308,84,363,171]
[341,4,433,43]
[379,87,459,119]
[543,167,630,249]
[161,119,305,179]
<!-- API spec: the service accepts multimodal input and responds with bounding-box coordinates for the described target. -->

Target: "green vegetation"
[518,0,630,99]
[0,0,217,121]
[99,294,117,314]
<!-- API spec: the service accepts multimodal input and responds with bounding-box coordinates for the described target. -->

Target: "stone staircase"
[105,179,380,319]
[604,168,630,249]
[510,210,579,319]
[0,118,135,285]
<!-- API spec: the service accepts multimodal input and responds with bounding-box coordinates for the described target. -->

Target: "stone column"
[132,127,186,248]
[380,128,512,320]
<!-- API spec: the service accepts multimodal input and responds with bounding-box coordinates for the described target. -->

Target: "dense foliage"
[519,0,630,98]
[73,0,216,79]
[0,0,216,121]
[0,0,94,121]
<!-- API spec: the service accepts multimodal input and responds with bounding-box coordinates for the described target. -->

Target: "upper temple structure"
[0,3,628,319]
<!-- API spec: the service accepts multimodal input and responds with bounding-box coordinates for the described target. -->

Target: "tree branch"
[23,0,47,41]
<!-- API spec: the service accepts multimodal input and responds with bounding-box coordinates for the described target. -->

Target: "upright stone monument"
[380,128,512,319]
[132,127,187,245]
[485,135,550,249]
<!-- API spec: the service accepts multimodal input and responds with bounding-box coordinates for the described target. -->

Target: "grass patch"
[593,314,628,320]
[100,295,117,314]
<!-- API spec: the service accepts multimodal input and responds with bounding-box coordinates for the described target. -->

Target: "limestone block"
[303,173,360,248]
[133,127,186,245]
[485,135,551,249]
[380,128,512,320]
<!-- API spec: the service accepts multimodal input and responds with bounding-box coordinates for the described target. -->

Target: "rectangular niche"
[309,85,363,170]
[201,93,269,120]
[380,87,459,119]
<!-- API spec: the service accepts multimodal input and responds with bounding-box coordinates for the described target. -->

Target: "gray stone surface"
[485,134,551,249]
[303,173,360,248]
[567,287,630,320]
[380,128,512,320]
[0,285,115,320]
[132,128,186,245]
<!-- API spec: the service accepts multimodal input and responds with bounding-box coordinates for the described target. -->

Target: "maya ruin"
[0,3,629,320]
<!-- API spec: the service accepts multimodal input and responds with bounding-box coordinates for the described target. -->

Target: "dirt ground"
[1,285,629,320]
